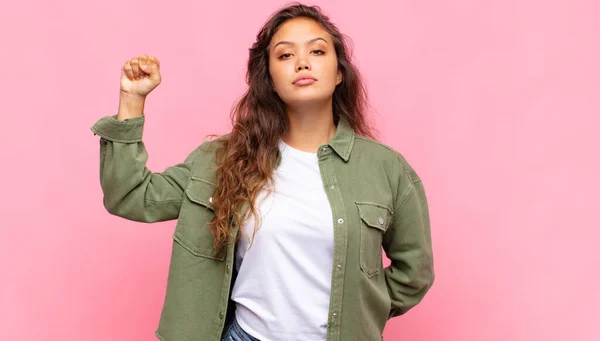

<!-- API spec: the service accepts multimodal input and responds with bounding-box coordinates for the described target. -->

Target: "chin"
[279,91,334,107]
[283,97,329,108]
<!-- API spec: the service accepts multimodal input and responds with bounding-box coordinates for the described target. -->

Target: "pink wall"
[2,0,598,340]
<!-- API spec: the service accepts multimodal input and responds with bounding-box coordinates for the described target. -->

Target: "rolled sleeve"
[90,114,145,143]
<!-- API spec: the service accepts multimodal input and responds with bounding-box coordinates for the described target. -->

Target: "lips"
[293,76,317,85]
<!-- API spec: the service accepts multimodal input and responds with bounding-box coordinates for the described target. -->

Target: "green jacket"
[90,114,434,341]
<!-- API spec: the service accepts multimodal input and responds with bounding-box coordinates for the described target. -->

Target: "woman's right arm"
[90,55,200,223]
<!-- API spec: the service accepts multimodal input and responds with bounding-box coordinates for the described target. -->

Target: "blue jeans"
[222,317,260,341]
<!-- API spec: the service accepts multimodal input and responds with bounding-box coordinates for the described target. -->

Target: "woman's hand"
[120,54,162,99]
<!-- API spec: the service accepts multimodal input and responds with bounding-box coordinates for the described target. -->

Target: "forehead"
[271,17,331,45]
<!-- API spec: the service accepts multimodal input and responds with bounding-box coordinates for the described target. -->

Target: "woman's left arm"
[382,172,435,318]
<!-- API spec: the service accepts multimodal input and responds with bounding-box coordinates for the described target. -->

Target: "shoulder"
[353,135,422,183]
[184,133,230,164]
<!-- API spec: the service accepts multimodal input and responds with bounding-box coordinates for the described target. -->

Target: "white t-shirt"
[230,139,334,341]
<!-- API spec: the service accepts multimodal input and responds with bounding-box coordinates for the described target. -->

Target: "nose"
[296,55,310,71]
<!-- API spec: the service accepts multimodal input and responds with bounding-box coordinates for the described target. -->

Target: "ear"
[336,69,343,86]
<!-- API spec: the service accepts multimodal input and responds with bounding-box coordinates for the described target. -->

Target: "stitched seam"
[355,201,393,213]
[185,191,215,210]
[91,129,142,143]
[355,136,399,155]
[360,223,380,277]
[99,136,141,143]
[355,203,391,230]
[356,203,384,277]
[393,182,415,214]
[355,136,422,184]
[190,176,217,186]
[172,235,225,261]
[186,177,216,209]
[360,219,379,277]
[401,163,422,184]
[342,131,355,161]
[144,199,181,204]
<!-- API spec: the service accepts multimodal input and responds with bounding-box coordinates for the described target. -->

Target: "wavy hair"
[208,2,376,256]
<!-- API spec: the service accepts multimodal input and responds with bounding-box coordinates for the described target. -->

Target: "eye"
[312,49,325,55]
[278,53,292,60]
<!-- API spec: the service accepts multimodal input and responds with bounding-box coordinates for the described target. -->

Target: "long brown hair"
[208,2,375,255]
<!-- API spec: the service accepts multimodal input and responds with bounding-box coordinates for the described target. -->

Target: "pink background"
[1,0,599,340]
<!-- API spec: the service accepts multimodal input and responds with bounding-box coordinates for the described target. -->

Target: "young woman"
[91,3,434,341]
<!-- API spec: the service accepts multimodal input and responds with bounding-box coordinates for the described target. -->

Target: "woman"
[91,3,434,341]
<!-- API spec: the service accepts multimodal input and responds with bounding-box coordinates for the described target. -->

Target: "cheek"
[316,57,339,80]
[269,62,288,88]
[319,69,339,89]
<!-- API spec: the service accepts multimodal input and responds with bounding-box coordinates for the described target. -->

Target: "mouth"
[293,77,317,86]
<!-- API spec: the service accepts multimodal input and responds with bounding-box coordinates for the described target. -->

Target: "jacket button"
[219,311,224,319]
[209,197,213,203]
[378,217,384,225]
[337,218,344,224]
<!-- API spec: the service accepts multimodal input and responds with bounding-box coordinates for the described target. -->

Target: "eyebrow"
[272,37,328,50]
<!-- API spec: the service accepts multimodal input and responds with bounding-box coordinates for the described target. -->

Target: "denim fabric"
[222,318,260,341]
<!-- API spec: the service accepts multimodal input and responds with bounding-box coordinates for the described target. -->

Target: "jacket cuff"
[90,114,145,143]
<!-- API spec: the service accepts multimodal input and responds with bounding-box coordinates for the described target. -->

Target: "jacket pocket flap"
[185,177,216,210]
[356,202,392,232]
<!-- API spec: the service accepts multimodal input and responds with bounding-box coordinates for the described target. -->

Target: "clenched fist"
[120,54,162,98]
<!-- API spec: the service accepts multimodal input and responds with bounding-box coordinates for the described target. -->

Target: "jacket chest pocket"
[356,202,392,277]
[173,176,225,261]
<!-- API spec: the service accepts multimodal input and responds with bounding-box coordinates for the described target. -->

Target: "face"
[268,17,342,107]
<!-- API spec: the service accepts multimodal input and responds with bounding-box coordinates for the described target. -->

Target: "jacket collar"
[275,116,356,166]
[328,116,356,162]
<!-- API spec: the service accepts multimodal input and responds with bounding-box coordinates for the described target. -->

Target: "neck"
[282,101,337,153]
